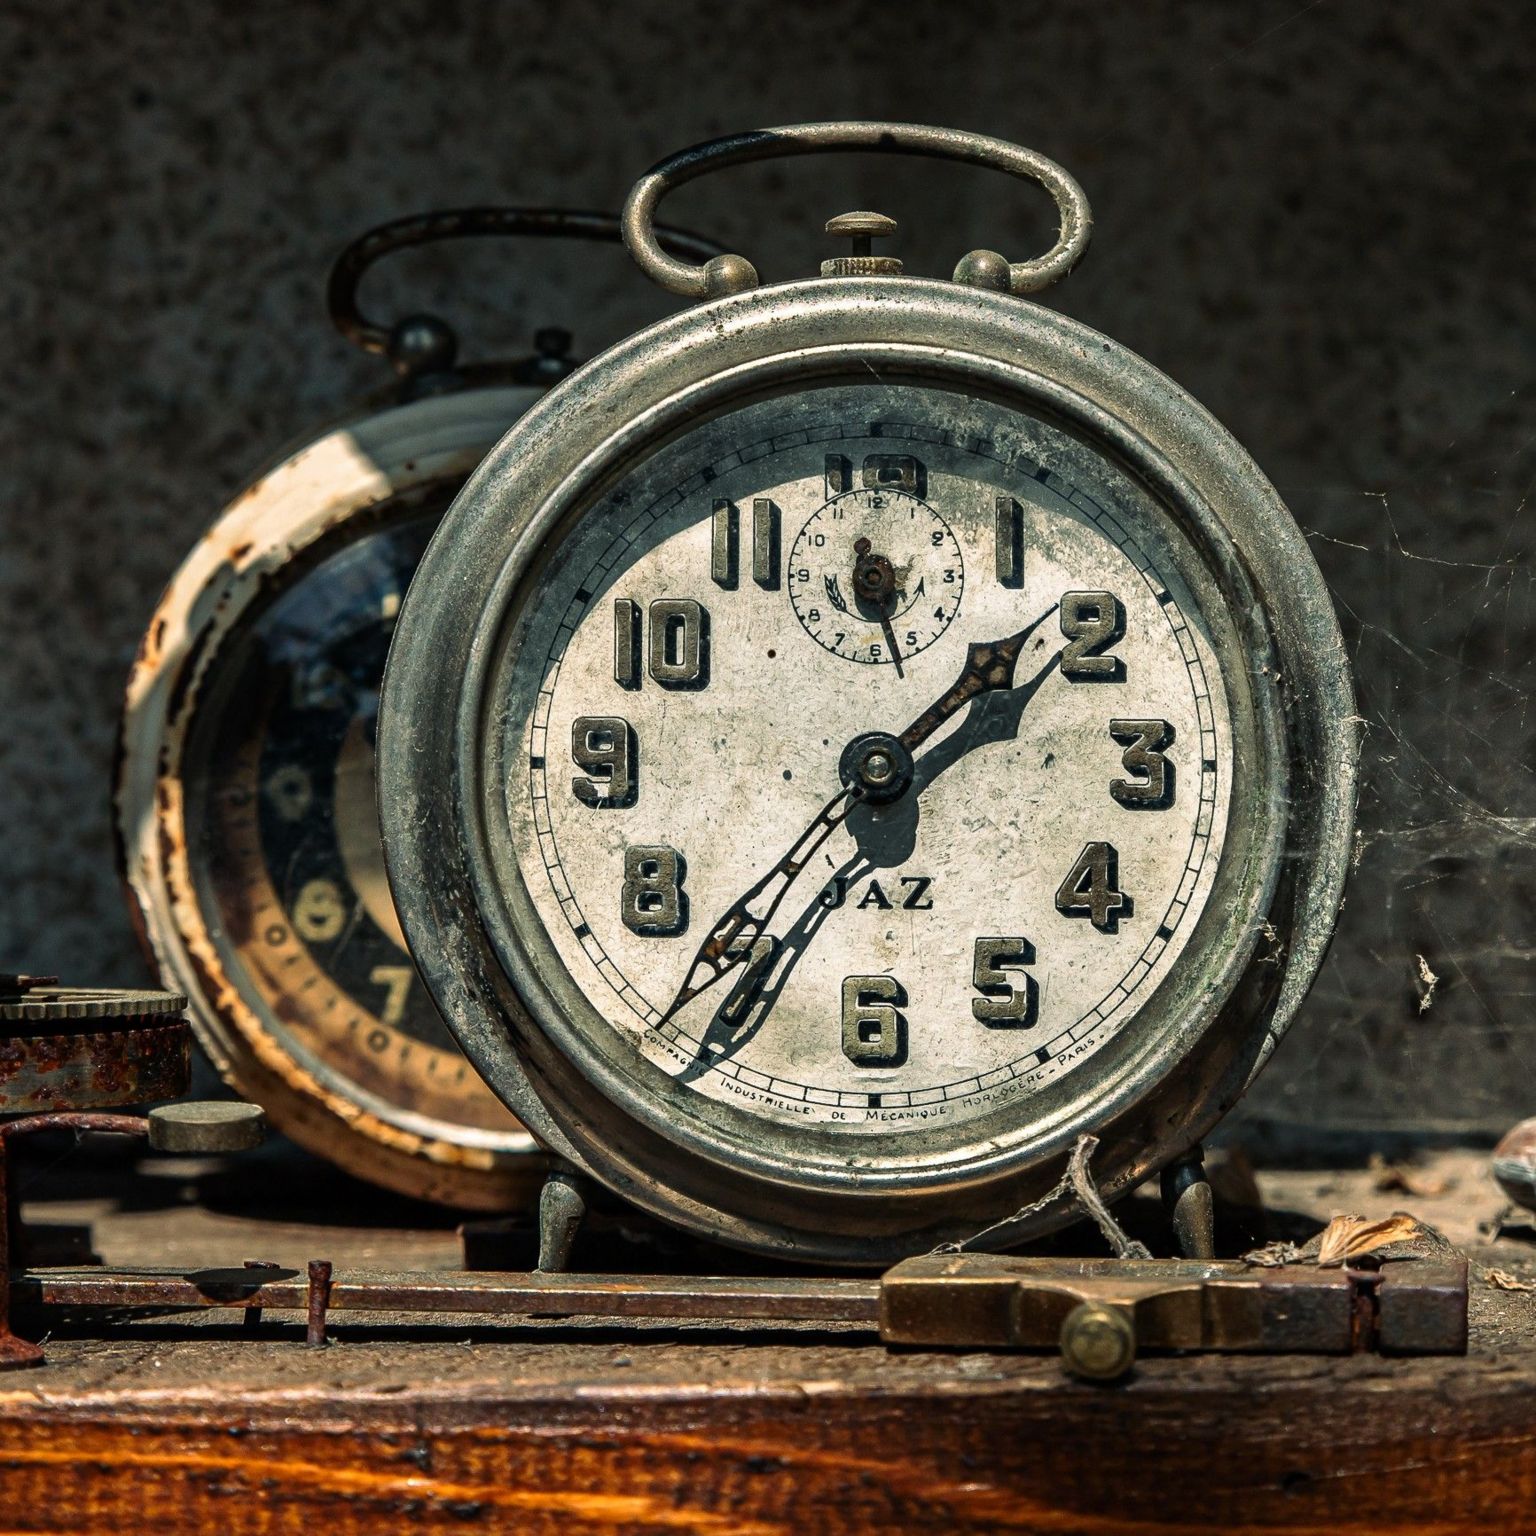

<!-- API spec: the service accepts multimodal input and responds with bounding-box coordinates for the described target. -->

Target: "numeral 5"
[972,938,1038,1027]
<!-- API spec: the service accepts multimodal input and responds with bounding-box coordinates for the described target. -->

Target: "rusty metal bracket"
[878,1253,1469,1378]
[6,1253,1468,1379]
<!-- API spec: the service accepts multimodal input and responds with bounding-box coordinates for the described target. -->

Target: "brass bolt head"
[1059,1302,1136,1381]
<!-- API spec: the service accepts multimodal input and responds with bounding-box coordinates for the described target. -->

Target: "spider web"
[1239,407,1536,1138]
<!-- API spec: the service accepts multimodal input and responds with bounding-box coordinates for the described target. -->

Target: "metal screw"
[1058,1302,1136,1381]
[863,751,894,785]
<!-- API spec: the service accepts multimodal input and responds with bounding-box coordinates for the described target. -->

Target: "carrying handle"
[328,208,725,376]
[622,122,1092,300]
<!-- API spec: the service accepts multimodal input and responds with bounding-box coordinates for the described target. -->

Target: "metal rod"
[14,1268,883,1325]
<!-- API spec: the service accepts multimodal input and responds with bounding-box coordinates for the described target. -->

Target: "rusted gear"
[0,980,190,1112]
[0,984,187,1023]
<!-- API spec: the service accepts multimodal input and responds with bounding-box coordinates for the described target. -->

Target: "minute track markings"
[523,417,1223,1106]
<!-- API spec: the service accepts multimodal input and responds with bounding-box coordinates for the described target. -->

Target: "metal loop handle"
[328,207,725,359]
[622,123,1092,300]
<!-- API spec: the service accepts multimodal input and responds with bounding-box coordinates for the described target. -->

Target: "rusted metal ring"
[622,122,1092,299]
[327,207,726,359]
[0,1021,190,1113]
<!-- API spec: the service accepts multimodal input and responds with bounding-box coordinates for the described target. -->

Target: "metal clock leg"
[537,1164,591,1272]
[1161,1145,1216,1259]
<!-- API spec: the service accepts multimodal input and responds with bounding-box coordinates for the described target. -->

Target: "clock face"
[489,379,1237,1160]
[184,497,522,1139]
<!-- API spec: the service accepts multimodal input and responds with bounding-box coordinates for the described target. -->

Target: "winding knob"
[822,211,903,278]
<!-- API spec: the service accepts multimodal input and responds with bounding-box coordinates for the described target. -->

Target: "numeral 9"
[571,716,637,807]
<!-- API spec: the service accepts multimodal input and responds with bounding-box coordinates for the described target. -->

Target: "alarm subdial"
[788,488,964,667]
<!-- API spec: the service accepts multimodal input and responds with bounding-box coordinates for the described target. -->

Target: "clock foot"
[536,1164,591,1273]
[1161,1145,1215,1259]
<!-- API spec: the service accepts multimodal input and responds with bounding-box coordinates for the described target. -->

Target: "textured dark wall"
[2,0,1531,1135]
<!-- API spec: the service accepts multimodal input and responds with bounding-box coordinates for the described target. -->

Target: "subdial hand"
[659,601,1061,1024]
[852,537,905,679]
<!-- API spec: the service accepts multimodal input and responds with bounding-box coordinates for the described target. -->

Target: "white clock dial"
[499,381,1233,1143]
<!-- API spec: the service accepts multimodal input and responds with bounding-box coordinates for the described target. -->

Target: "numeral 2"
[1055,842,1129,932]
[1110,718,1175,808]
[1060,591,1125,680]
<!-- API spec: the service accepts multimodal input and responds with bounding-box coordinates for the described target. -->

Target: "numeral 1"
[995,496,1024,588]
[1055,842,1129,932]
[711,499,780,589]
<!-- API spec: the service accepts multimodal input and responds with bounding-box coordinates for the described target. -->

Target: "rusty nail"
[306,1260,334,1347]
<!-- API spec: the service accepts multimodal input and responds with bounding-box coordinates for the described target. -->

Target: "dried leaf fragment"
[1315,1212,1425,1268]
[1413,953,1438,1013]
[1484,1268,1536,1292]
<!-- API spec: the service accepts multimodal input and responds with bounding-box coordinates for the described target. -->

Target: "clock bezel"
[379,278,1357,1261]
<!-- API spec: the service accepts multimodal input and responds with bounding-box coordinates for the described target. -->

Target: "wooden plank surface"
[0,1140,1531,1534]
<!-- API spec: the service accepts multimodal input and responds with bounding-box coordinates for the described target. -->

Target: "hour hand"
[898,602,1059,753]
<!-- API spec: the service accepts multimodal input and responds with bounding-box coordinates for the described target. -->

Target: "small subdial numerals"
[788,489,964,666]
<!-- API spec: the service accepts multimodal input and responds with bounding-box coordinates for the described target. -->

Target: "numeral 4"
[1055,842,1129,932]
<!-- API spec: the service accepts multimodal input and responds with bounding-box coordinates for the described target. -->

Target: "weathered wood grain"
[0,1322,1531,1535]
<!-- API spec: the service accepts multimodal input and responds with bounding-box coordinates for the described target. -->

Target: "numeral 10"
[613,598,710,689]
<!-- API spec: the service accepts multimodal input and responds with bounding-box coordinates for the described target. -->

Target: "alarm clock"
[378,126,1356,1257]
[116,208,721,1207]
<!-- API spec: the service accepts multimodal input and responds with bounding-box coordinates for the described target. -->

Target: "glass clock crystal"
[115,208,721,1208]
[378,126,1357,1259]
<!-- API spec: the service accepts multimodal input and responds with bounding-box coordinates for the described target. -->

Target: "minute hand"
[659,602,1059,1023]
